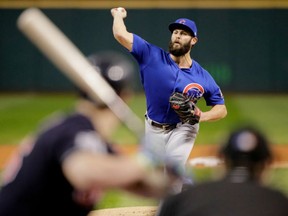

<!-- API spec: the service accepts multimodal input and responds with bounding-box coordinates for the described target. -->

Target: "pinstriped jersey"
[131,34,225,124]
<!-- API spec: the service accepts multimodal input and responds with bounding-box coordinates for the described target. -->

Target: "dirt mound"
[88,206,158,216]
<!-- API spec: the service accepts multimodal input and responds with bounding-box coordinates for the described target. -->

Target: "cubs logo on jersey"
[183,83,204,102]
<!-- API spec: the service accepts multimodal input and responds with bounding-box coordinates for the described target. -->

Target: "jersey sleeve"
[43,115,110,164]
[131,34,152,66]
[203,72,225,106]
[58,130,109,163]
[204,86,225,106]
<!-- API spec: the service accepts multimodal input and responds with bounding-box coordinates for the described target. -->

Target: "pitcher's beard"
[168,41,191,57]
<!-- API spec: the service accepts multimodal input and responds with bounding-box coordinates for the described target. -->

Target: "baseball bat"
[17,8,144,140]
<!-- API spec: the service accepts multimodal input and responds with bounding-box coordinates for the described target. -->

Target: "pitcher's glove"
[169,92,201,125]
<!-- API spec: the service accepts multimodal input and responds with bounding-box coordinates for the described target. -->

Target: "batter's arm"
[62,151,144,190]
[199,104,227,122]
[62,151,172,198]
[111,7,133,51]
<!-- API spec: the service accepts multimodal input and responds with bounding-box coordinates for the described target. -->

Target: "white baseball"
[117,7,124,11]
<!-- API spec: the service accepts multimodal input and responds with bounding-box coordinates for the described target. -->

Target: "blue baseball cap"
[168,18,197,37]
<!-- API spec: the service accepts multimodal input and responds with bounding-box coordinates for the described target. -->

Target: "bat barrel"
[17,8,144,139]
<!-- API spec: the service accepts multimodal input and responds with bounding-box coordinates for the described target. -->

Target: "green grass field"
[1,93,288,145]
[1,93,288,208]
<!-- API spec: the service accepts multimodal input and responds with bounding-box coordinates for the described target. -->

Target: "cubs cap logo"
[178,19,186,24]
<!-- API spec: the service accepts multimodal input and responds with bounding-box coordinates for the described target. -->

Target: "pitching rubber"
[89,206,158,216]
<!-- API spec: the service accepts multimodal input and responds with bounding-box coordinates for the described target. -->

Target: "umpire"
[0,52,170,216]
[157,126,288,216]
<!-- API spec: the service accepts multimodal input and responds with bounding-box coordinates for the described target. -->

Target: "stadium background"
[1,0,288,210]
[1,1,288,93]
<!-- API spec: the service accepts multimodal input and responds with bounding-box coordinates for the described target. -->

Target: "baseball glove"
[169,92,201,125]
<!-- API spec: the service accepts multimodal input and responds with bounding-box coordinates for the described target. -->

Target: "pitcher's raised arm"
[111,7,133,51]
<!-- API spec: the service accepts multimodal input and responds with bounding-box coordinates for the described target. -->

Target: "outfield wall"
[0,6,287,92]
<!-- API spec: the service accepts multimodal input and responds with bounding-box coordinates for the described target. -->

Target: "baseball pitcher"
[111,7,227,193]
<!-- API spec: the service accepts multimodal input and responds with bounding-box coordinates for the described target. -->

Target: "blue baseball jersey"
[131,34,225,124]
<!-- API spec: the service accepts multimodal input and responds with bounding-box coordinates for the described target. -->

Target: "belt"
[145,114,177,130]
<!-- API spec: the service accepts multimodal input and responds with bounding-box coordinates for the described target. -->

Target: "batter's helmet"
[78,51,134,103]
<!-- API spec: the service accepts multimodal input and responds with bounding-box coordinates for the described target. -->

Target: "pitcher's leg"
[141,119,168,160]
[165,123,199,193]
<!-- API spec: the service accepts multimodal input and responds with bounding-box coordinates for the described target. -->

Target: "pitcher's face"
[169,29,195,56]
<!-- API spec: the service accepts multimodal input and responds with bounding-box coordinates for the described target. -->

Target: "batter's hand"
[111,7,127,18]
[169,92,201,125]
[125,151,183,198]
